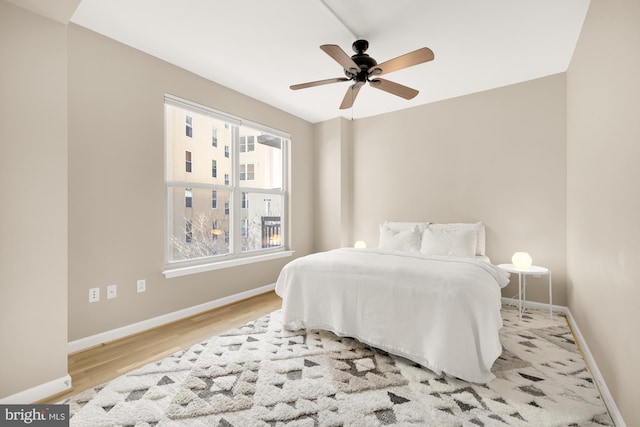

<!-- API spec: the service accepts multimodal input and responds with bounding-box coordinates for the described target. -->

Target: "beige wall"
[567,0,640,424]
[315,74,568,305]
[313,117,355,251]
[0,1,69,397]
[67,24,315,341]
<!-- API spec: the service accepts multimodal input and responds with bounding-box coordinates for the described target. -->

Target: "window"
[185,188,193,208]
[165,94,289,271]
[240,164,255,181]
[240,135,255,152]
[185,115,192,137]
[185,151,192,173]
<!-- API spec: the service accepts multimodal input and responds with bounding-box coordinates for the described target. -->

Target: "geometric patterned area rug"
[65,305,614,426]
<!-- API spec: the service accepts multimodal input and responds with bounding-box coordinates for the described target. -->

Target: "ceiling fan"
[290,39,434,109]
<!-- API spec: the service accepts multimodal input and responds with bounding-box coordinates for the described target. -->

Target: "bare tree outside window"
[170,211,229,259]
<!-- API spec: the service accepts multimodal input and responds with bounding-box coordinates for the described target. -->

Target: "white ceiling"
[68,0,590,123]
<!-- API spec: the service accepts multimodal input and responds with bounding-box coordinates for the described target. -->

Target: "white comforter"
[275,248,510,384]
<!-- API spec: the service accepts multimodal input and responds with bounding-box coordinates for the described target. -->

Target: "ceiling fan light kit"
[291,39,434,109]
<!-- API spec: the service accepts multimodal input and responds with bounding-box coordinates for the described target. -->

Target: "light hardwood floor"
[40,290,283,404]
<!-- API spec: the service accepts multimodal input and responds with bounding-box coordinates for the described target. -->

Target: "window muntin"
[165,95,288,267]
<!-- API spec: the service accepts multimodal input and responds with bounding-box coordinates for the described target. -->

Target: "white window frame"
[163,94,292,278]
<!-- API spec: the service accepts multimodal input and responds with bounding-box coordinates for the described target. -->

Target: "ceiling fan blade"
[320,44,361,74]
[369,47,434,77]
[290,77,350,90]
[340,82,365,109]
[369,78,419,100]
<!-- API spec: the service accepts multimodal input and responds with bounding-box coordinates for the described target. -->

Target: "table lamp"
[512,252,532,269]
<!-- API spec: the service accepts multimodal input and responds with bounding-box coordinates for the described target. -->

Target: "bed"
[274,221,510,384]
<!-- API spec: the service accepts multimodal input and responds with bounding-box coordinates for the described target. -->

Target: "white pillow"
[383,221,431,233]
[427,222,486,256]
[379,224,421,252]
[420,227,478,258]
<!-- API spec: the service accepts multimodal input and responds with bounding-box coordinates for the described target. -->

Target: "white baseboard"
[501,297,626,427]
[0,375,72,404]
[68,283,277,354]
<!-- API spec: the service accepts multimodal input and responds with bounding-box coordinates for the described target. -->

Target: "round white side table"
[497,264,552,319]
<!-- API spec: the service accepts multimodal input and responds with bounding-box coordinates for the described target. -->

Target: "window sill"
[162,250,295,279]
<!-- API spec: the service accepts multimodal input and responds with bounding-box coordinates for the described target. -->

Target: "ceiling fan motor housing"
[346,39,377,81]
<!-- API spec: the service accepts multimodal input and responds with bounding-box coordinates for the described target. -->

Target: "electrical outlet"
[137,279,146,293]
[107,284,117,299]
[89,287,100,303]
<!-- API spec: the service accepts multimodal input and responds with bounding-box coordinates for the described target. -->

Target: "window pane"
[166,104,231,185]
[239,130,282,189]
[240,192,283,252]
[168,186,231,261]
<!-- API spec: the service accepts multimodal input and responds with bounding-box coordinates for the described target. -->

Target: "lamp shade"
[354,240,367,248]
[512,252,533,269]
